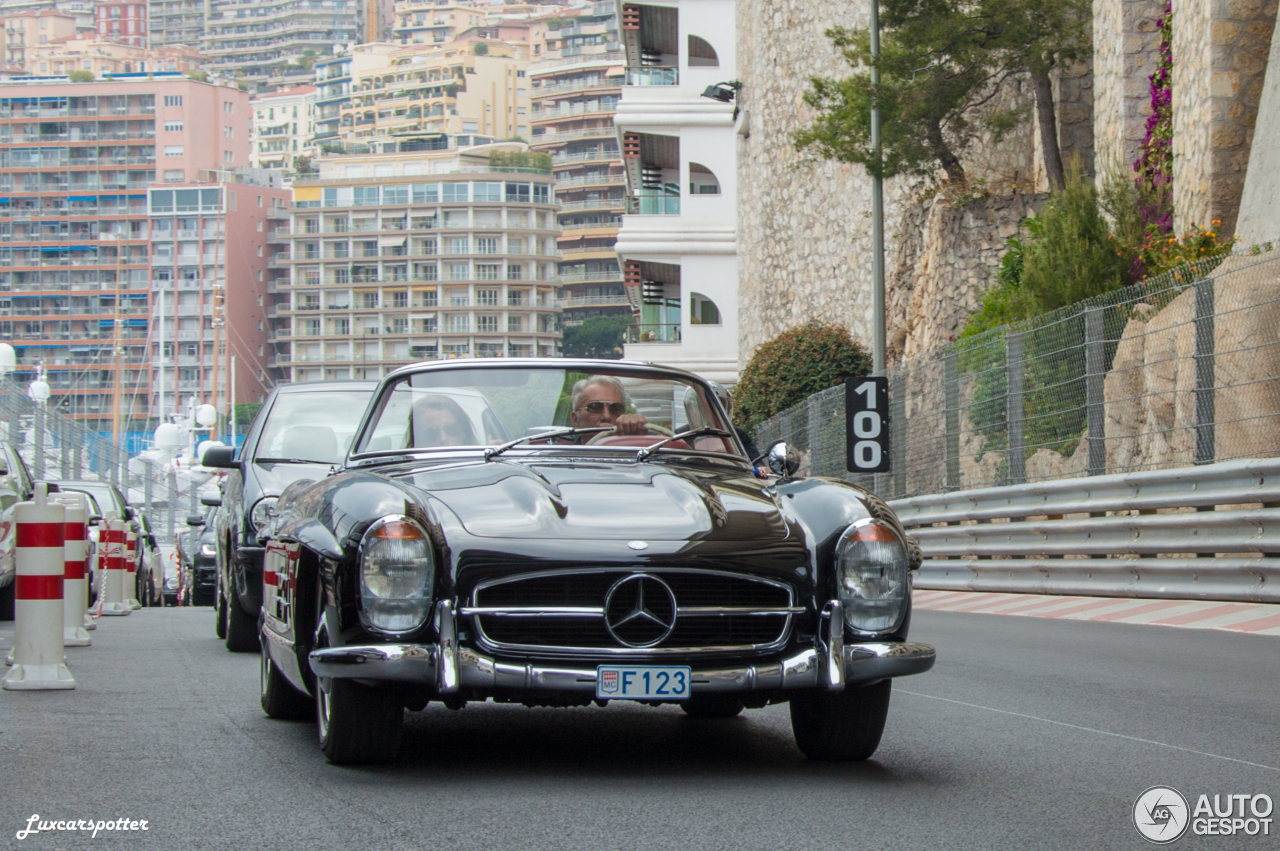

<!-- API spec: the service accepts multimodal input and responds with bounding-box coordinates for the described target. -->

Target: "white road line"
[896,689,1280,774]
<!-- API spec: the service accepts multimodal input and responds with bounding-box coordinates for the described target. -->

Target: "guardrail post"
[1006,330,1026,485]
[31,405,44,481]
[944,351,960,490]
[1085,307,1106,476]
[891,371,906,498]
[1194,277,1215,465]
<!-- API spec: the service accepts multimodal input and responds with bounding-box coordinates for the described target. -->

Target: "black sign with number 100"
[845,376,890,473]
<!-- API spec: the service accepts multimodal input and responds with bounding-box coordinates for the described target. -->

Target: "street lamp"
[27,373,50,407]
[699,81,739,103]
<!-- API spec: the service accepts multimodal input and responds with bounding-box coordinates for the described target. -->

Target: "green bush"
[561,315,629,359]
[68,70,95,83]
[734,321,871,433]
[488,149,552,173]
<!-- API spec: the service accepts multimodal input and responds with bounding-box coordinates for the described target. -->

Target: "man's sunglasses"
[577,401,627,416]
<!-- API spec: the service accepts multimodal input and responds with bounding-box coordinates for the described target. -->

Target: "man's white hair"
[571,375,627,412]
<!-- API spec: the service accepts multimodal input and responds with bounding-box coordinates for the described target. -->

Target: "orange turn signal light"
[850,523,899,543]
[371,520,425,540]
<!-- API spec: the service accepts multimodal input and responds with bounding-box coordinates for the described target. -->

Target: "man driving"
[569,376,647,437]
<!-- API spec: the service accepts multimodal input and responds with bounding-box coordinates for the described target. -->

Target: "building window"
[441,183,468,203]
[223,126,233,138]
[223,150,234,163]
[383,185,409,204]
[361,292,378,308]
[475,237,498,255]
[164,145,183,156]
[477,315,498,333]
[353,186,379,206]
[477,288,499,306]
[475,264,500,281]
[223,101,234,113]
[446,315,469,333]
[163,121,183,132]
[507,264,524,280]
[416,263,438,281]
[164,169,183,181]
[449,237,468,255]
[164,95,183,107]
[507,316,523,332]
[473,182,502,202]
[448,263,469,281]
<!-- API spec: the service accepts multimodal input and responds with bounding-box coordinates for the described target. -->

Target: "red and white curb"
[913,589,1280,636]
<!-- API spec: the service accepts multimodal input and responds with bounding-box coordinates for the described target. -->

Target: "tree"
[561,315,630,359]
[795,0,1088,187]
[68,70,94,83]
[734,321,872,432]
[293,154,316,175]
[474,41,489,56]
[233,403,264,429]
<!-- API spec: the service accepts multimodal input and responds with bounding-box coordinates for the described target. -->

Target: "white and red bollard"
[123,528,141,610]
[55,493,92,647]
[96,516,130,617]
[3,483,74,691]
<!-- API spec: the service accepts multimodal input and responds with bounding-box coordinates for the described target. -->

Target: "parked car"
[50,480,134,607]
[134,512,166,606]
[203,381,377,651]
[0,443,35,620]
[247,360,936,765]
[183,500,220,607]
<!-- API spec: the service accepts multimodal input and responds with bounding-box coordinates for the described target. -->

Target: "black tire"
[789,680,892,762]
[680,695,745,719]
[0,580,13,621]
[314,596,402,765]
[260,644,313,720]
[215,585,228,639]
[225,593,258,652]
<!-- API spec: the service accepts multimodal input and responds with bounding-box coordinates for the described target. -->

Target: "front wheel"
[314,598,402,765]
[789,680,892,762]
[260,645,313,720]
[224,592,258,652]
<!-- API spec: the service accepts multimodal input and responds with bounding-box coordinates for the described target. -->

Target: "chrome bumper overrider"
[308,600,936,694]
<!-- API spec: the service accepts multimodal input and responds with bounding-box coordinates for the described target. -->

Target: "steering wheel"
[585,423,675,444]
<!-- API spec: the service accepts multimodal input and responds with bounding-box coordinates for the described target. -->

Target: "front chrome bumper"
[308,602,936,695]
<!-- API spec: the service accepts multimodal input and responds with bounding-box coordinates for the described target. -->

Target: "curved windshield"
[354,367,740,457]
[254,389,376,464]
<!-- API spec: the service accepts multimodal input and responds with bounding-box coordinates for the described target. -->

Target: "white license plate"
[596,665,691,700]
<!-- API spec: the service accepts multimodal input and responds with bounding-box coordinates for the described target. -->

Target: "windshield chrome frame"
[344,359,747,468]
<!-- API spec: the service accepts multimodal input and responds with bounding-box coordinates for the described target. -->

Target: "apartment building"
[0,75,251,426]
[391,1,543,47]
[249,84,317,169]
[28,37,204,76]
[148,178,287,421]
[337,40,529,148]
[528,1,627,327]
[614,0,739,384]
[312,43,400,146]
[0,10,79,67]
[202,0,360,92]
[148,0,205,51]
[95,0,147,47]
[272,141,561,382]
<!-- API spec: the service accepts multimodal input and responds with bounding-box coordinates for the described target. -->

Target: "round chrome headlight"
[249,496,279,534]
[358,516,435,634]
[835,519,910,633]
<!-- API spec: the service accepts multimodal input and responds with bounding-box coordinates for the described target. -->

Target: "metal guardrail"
[889,458,1280,602]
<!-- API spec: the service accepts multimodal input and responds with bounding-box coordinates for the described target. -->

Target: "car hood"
[398,460,790,543]
[250,460,335,498]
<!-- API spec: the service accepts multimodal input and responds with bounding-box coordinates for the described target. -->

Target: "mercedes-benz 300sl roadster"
[256,360,935,764]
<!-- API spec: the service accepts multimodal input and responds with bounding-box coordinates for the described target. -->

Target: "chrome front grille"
[463,568,800,655]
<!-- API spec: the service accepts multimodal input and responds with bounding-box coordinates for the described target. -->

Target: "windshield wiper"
[636,428,734,461]
[483,426,613,461]
[254,457,331,465]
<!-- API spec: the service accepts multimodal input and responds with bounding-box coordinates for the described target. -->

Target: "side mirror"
[88,515,102,526]
[121,506,134,522]
[199,492,222,507]
[201,445,239,469]
[767,441,801,478]
[186,514,205,527]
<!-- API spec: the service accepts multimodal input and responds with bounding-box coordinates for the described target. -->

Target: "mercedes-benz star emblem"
[603,574,677,648]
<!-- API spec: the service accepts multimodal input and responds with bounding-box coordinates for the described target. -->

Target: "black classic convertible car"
[251,360,935,764]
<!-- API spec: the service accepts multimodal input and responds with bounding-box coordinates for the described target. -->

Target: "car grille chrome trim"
[468,567,798,656]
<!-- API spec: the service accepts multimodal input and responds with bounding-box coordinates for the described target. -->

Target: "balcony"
[629,193,681,216]
[625,67,679,87]
[625,323,681,343]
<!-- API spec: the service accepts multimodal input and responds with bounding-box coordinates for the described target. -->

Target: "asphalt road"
[1,607,1277,851]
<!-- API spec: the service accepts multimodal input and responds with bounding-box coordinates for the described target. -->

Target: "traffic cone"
[55,493,91,647]
[3,483,74,691]
[97,516,130,617]
[123,529,141,610]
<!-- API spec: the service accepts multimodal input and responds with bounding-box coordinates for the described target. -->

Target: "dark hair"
[411,394,477,446]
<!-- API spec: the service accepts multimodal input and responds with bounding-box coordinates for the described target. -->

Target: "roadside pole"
[870,0,885,377]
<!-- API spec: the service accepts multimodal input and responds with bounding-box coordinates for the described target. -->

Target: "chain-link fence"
[755,250,1280,499]
[0,378,213,544]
